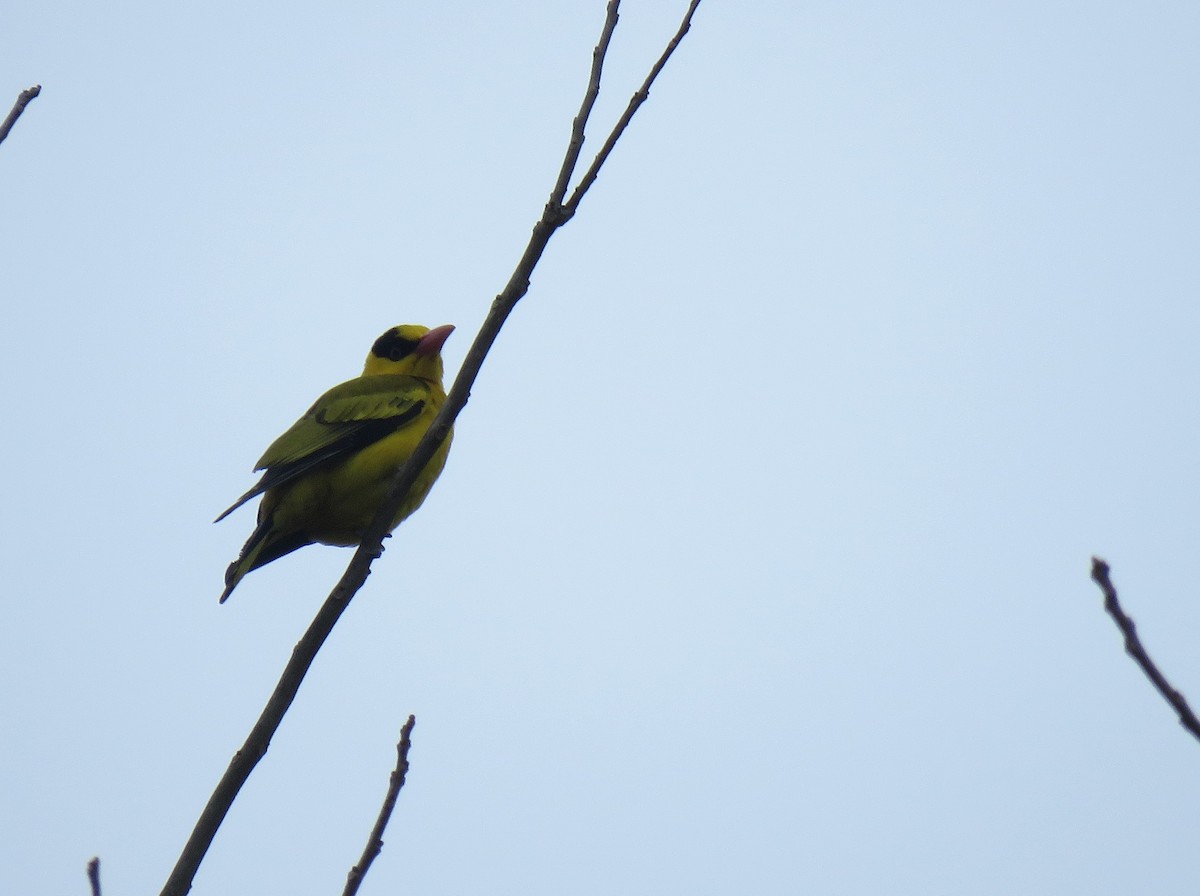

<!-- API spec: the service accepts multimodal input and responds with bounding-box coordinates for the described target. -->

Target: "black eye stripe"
[371,331,420,362]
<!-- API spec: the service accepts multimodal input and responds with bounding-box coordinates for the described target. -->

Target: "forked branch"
[159,4,703,894]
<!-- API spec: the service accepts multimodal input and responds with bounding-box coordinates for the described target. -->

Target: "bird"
[216,324,455,603]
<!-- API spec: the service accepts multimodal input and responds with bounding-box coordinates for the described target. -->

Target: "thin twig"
[0,85,41,146]
[550,0,620,207]
[160,6,701,894]
[1090,557,1200,744]
[566,0,701,213]
[343,715,417,896]
[86,857,101,896]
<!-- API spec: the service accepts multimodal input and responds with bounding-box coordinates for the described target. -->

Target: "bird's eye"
[371,331,419,362]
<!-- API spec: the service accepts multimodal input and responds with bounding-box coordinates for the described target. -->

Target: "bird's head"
[364,324,455,381]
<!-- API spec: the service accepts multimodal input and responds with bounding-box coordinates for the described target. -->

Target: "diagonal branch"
[0,85,41,146]
[160,5,702,894]
[1090,557,1200,744]
[86,857,102,896]
[343,715,417,896]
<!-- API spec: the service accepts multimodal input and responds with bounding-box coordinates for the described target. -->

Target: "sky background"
[4,2,1200,894]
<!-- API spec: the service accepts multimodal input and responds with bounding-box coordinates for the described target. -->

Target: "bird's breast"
[277,423,453,546]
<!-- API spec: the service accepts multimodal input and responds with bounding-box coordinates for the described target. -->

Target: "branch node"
[0,84,42,146]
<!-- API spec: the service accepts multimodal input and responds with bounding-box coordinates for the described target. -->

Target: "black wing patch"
[214,403,423,523]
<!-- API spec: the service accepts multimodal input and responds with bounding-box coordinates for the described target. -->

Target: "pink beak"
[415,324,455,356]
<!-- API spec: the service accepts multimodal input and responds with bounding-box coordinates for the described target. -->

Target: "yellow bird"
[216,324,455,603]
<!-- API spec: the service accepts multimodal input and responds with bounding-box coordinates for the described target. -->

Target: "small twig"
[565,0,702,213]
[1090,557,1200,744]
[86,857,101,896]
[550,0,621,207]
[0,85,41,146]
[343,715,417,896]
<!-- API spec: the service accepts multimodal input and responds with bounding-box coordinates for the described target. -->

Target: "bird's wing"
[214,375,429,522]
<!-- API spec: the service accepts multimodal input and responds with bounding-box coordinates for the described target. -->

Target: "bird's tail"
[220,516,314,603]
[220,523,270,603]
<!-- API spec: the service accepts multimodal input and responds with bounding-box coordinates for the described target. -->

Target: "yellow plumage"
[216,324,454,602]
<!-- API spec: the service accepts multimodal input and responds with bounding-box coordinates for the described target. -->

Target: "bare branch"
[550,0,621,207]
[86,857,101,896]
[161,7,701,894]
[343,715,417,896]
[0,85,41,146]
[566,0,702,213]
[336,0,703,614]
[1090,557,1200,744]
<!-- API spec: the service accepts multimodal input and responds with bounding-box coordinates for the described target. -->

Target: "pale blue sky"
[4,2,1200,894]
